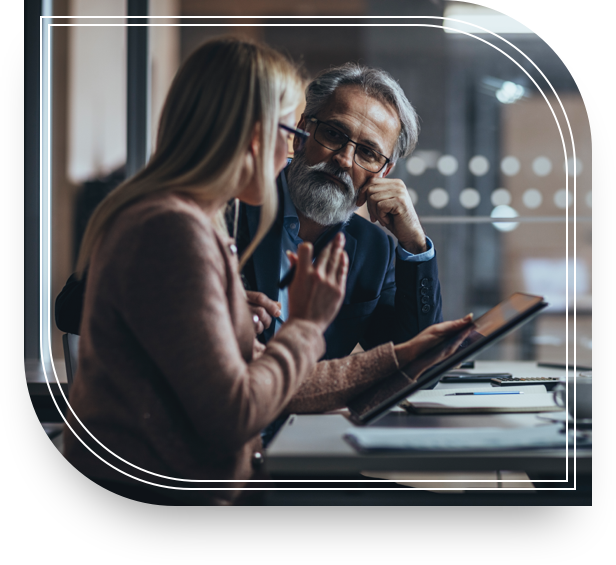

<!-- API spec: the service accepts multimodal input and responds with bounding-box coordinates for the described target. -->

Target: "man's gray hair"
[304,63,419,162]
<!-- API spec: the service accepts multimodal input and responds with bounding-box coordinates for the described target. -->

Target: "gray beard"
[286,149,358,226]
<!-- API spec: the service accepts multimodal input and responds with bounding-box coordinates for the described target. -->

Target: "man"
[55,63,443,417]
[237,62,442,361]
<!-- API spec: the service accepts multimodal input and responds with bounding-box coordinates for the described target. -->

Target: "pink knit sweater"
[63,193,398,503]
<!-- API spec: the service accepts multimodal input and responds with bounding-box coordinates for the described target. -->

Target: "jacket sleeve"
[117,210,325,452]
[360,238,443,351]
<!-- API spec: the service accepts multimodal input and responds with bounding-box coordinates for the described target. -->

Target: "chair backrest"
[62,333,80,392]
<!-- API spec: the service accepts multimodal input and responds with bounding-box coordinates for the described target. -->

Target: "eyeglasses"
[279,123,310,152]
[307,116,391,173]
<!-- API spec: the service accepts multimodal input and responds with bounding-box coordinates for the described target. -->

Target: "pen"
[444,391,523,396]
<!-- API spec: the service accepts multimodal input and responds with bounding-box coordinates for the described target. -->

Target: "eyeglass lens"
[314,122,387,172]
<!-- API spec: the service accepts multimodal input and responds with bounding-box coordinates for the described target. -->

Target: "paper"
[344,423,588,453]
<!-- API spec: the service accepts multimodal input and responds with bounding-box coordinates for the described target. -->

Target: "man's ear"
[382,161,395,178]
[292,113,307,153]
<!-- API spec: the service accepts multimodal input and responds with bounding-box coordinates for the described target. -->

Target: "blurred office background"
[42,0,591,371]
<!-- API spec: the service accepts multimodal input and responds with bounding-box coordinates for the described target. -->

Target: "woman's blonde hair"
[76,38,303,275]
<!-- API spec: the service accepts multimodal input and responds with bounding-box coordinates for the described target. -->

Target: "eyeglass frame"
[306,116,392,173]
[278,123,310,152]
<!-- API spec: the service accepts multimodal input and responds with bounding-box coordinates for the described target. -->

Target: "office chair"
[62,333,80,394]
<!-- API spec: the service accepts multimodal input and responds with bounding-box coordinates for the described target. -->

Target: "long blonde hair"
[76,38,303,275]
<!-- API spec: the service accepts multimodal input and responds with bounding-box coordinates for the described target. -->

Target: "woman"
[63,38,472,505]
[63,38,348,505]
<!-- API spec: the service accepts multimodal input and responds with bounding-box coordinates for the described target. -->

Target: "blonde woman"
[63,39,348,505]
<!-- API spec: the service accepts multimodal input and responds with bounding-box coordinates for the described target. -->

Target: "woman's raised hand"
[286,233,348,333]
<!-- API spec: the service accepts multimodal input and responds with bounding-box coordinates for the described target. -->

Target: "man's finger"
[356,182,375,207]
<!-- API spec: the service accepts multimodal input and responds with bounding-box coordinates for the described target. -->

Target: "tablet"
[347,292,548,425]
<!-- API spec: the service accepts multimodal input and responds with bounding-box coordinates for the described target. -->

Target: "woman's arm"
[285,342,399,413]
[116,206,326,452]
[286,316,474,413]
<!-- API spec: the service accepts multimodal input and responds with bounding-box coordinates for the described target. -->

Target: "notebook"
[402,392,561,415]
[399,384,561,414]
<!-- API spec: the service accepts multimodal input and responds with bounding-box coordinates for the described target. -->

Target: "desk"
[265,361,591,479]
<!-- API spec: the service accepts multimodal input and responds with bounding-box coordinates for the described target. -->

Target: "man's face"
[286,86,400,226]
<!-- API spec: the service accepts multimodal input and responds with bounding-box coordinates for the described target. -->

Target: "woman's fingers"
[327,233,345,277]
[430,314,474,338]
[314,239,332,278]
[285,250,298,268]
[312,232,346,280]
[336,250,349,286]
[286,236,348,332]
[296,242,313,278]
[395,314,476,365]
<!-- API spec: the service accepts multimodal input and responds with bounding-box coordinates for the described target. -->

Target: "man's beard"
[286,149,358,226]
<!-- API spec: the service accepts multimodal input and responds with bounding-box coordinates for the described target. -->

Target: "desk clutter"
[491,376,562,387]
[441,373,562,389]
[343,423,591,453]
[265,362,592,498]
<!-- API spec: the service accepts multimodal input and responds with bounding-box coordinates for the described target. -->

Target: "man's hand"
[246,290,282,335]
[356,177,427,254]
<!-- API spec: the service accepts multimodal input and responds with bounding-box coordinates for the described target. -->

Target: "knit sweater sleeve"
[117,205,325,451]
[285,342,399,413]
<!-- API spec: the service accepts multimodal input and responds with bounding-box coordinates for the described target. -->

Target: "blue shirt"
[274,168,435,332]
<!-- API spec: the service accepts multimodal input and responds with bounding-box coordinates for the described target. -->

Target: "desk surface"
[25,359,68,395]
[265,361,591,477]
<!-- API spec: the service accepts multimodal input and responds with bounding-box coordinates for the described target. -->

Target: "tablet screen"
[347,292,546,424]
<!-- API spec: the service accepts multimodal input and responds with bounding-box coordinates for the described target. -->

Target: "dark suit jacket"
[56,175,443,357]
[236,175,443,360]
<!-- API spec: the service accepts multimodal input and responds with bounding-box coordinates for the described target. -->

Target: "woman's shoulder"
[116,192,229,243]
[101,192,234,269]
[120,192,208,227]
